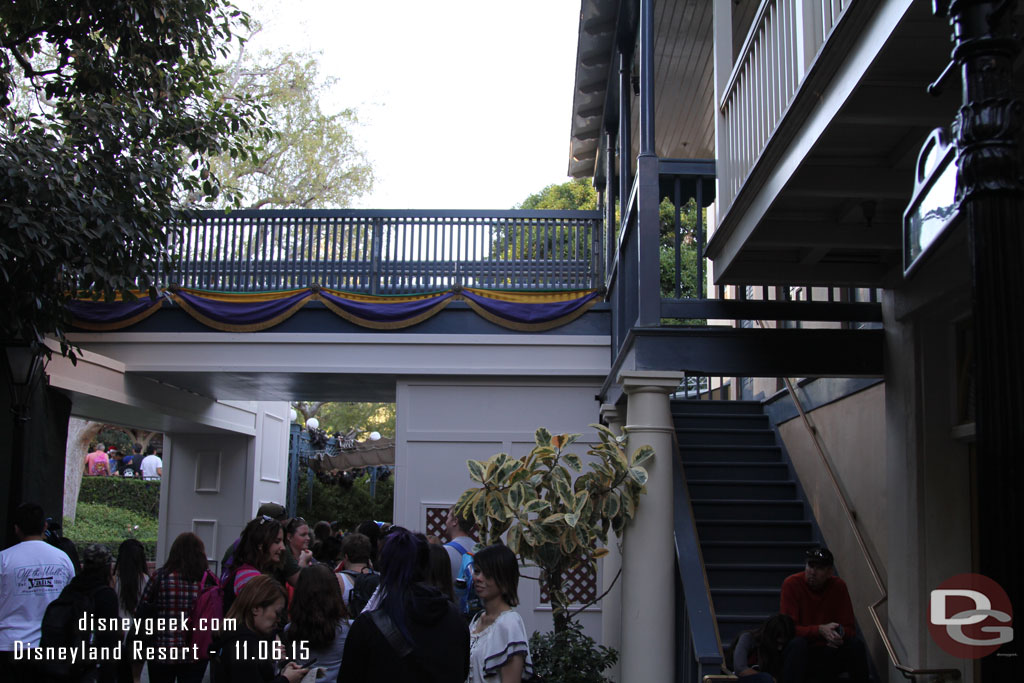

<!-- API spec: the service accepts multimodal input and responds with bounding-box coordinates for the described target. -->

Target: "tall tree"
[0,0,272,355]
[204,45,373,209]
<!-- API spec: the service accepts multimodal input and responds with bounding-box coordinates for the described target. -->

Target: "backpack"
[446,541,481,618]
[341,568,380,615]
[37,584,102,681]
[188,570,223,660]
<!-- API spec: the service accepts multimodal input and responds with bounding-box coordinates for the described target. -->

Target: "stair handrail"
[670,430,727,675]
[771,361,962,681]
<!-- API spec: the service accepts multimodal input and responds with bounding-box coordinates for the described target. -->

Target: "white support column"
[598,403,625,682]
[618,371,684,682]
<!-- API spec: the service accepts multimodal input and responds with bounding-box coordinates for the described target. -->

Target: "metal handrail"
[671,430,726,680]
[773,362,962,681]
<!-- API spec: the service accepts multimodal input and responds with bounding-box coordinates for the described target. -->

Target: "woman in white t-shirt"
[467,544,534,683]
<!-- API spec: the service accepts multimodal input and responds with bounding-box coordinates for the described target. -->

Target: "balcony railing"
[718,0,854,215]
[160,209,604,294]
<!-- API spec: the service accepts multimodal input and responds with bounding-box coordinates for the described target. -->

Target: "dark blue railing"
[160,209,603,294]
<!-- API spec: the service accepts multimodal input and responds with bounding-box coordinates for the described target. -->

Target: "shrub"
[530,620,618,683]
[296,469,393,531]
[64,502,158,560]
[79,477,161,517]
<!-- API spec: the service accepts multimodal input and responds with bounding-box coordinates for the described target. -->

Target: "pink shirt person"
[85,446,110,476]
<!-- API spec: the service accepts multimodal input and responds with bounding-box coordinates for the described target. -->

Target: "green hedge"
[79,476,161,517]
[64,502,158,560]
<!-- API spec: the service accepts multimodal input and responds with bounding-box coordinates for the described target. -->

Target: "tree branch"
[568,561,622,619]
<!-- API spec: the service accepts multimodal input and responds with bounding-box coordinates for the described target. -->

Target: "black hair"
[472,543,520,607]
[753,614,795,675]
[312,535,342,566]
[115,539,149,615]
[14,502,46,536]
[377,528,430,642]
[427,543,455,602]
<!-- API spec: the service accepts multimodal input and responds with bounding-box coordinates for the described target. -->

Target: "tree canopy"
[515,178,597,211]
[0,0,272,353]
[204,45,373,209]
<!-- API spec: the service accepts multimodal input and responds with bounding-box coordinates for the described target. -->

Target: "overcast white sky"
[239,1,582,210]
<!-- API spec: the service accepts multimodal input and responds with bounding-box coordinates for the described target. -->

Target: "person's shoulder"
[781,571,804,586]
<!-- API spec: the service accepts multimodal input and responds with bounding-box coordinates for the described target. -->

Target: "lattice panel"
[539,561,597,605]
[424,506,450,540]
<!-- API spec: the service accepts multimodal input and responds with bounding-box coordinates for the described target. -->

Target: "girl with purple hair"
[337,527,469,682]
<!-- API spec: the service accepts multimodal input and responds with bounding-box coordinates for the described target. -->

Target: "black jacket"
[211,625,287,683]
[337,582,469,683]
[65,572,120,683]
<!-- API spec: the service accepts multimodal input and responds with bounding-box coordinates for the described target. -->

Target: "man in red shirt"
[779,547,869,683]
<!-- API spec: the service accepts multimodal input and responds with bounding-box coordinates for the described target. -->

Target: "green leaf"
[454,488,477,517]
[552,477,574,507]
[563,453,582,472]
[573,490,590,515]
[508,481,526,510]
[631,445,655,468]
[467,459,486,484]
[523,499,550,514]
[564,512,580,528]
[487,492,509,521]
[507,523,522,554]
[628,466,649,487]
[473,491,488,525]
[535,427,552,447]
[542,513,566,525]
[604,491,621,519]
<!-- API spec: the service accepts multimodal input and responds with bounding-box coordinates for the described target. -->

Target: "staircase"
[674,399,818,648]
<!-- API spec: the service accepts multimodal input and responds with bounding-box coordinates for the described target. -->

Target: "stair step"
[692,499,805,521]
[689,479,797,501]
[710,587,782,614]
[706,563,802,588]
[672,400,765,415]
[701,540,816,564]
[679,445,783,463]
[684,461,790,480]
[697,519,814,542]
[677,427,777,446]
[674,412,770,431]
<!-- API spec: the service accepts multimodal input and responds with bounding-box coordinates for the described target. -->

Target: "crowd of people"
[0,503,534,683]
[84,443,163,480]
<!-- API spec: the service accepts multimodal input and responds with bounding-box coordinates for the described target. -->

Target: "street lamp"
[305,417,319,431]
[4,343,46,417]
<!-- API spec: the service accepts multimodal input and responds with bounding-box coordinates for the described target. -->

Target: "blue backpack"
[446,541,481,618]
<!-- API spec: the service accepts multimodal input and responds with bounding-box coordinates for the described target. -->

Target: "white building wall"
[157,402,289,570]
[395,378,605,641]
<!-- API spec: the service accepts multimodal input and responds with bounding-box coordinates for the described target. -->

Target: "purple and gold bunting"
[68,295,165,331]
[70,286,601,332]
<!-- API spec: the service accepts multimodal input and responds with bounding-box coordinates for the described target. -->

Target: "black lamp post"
[934,2,1022,676]
[4,341,47,545]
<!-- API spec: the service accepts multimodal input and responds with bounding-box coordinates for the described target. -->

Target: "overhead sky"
[238,0,582,211]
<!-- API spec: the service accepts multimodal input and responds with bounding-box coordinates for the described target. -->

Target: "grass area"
[64,501,159,560]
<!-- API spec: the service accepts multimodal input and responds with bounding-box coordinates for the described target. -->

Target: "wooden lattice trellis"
[539,561,598,605]
[424,506,450,540]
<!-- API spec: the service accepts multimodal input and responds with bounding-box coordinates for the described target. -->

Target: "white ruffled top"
[467,609,534,682]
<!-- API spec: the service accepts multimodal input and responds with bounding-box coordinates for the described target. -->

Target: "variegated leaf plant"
[454,424,654,631]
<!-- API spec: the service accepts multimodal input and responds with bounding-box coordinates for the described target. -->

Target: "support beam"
[619,371,683,683]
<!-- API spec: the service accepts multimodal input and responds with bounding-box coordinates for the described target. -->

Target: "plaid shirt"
[139,568,203,651]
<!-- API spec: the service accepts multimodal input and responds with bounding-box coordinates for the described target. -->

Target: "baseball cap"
[256,502,287,521]
[806,546,834,568]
